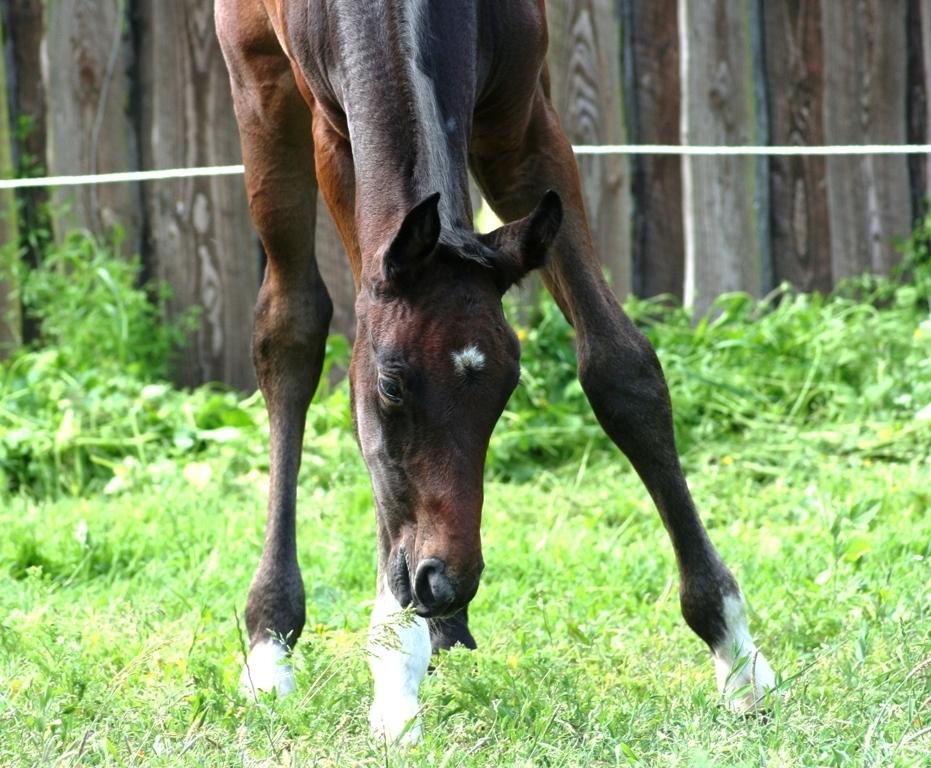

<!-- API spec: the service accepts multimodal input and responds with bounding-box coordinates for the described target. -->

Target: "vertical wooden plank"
[624,0,684,300]
[544,0,631,296]
[820,0,911,278]
[6,0,48,343]
[748,0,772,294]
[0,12,20,355]
[679,0,764,316]
[763,0,832,293]
[907,0,930,215]
[923,0,931,204]
[315,197,355,342]
[42,0,140,253]
[136,0,259,389]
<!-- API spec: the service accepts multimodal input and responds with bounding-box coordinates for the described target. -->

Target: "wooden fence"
[0,0,929,390]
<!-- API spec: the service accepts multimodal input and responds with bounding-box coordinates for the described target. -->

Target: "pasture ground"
[1,407,929,766]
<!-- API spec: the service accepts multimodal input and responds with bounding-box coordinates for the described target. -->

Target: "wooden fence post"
[135,0,259,390]
[42,0,140,254]
[6,0,47,344]
[923,0,931,203]
[545,0,631,296]
[623,0,684,300]
[679,0,766,316]
[820,0,912,278]
[762,0,833,293]
[907,0,930,212]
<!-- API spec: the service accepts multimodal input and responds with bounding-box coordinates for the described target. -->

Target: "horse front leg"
[365,549,474,743]
[471,87,776,710]
[218,4,332,697]
[367,569,432,745]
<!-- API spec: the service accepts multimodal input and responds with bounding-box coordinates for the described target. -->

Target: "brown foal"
[216,0,775,743]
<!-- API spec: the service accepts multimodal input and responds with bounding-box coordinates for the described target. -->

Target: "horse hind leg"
[470,86,775,710]
[217,3,332,697]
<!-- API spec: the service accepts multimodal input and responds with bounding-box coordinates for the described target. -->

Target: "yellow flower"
[507,654,520,671]
[516,328,528,343]
[722,455,734,466]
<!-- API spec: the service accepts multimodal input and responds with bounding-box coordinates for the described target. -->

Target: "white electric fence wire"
[572,144,931,156]
[0,164,247,190]
[1,145,929,190]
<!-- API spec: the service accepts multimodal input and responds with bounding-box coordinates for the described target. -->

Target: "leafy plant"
[491,216,931,478]
[0,230,206,495]
[2,215,930,498]
[19,229,194,378]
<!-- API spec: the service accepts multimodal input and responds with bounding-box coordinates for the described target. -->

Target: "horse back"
[219,0,549,143]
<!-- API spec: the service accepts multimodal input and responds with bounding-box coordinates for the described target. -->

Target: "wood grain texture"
[315,197,355,343]
[136,0,258,390]
[42,0,140,254]
[820,0,912,278]
[749,0,772,294]
[625,0,684,300]
[545,0,631,296]
[2,1,925,380]
[924,0,931,203]
[7,0,47,343]
[907,0,930,212]
[0,11,20,354]
[763,0,832,292]
[679,0,764,316]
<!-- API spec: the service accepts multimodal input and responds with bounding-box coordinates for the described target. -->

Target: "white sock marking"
[712,594,776,711]
[240,638,296,699]
[368,579,431,745]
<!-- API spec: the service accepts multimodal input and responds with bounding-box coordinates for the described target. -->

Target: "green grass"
[1,222,930,765]
[1,439,928,766]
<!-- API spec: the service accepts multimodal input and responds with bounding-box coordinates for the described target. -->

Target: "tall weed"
[0,231,209,495]
[20,229,192,378]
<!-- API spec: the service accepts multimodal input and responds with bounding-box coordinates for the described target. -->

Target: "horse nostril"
[413,558,455,614]
[389,547,413,607]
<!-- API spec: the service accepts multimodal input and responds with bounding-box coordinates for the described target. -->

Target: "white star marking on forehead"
[452,344,486,375]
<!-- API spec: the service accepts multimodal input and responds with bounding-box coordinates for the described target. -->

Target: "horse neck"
[331,1,478,260]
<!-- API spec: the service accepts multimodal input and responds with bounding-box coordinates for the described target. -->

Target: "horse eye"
[377,375,403,404]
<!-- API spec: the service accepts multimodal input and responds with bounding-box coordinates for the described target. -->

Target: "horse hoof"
[240,639,296,699]
[718,649,776,714]
[369,698,422,746]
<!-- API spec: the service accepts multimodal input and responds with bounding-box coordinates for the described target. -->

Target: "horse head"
[351,190,562,617]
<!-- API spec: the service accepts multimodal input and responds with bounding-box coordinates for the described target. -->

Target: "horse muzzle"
[388,547,482,619]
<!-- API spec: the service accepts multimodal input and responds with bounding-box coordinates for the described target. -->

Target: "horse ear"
[479,190,562,292]
[383,192,441,285]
